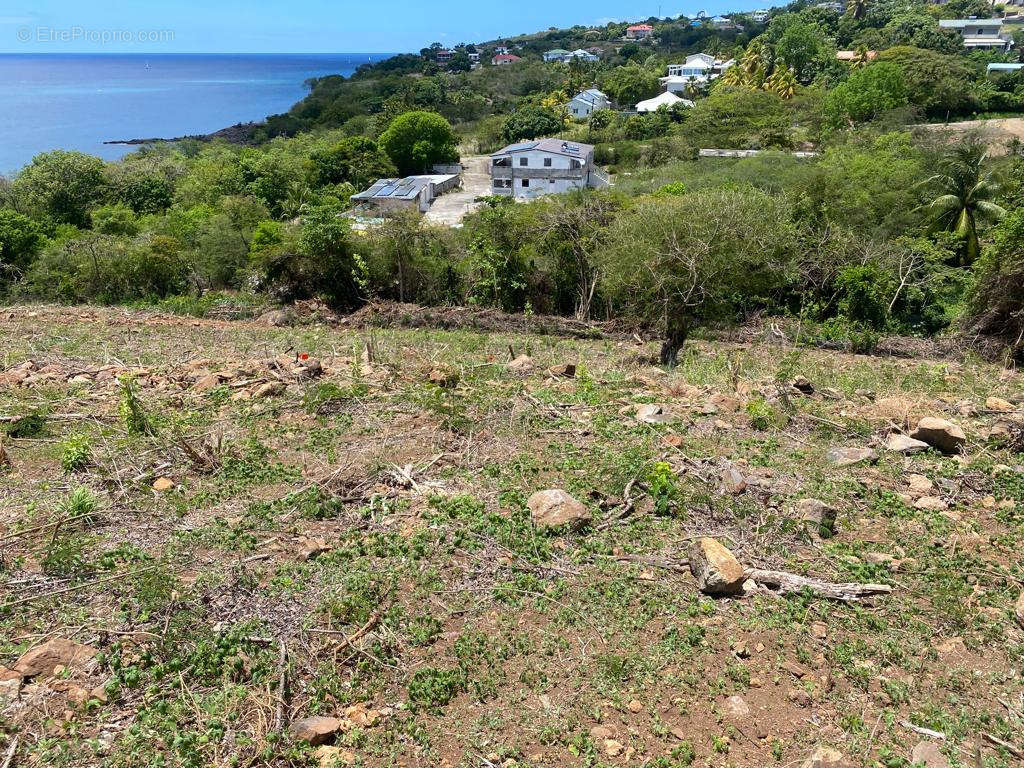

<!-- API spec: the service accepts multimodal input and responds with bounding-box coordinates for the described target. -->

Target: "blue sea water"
[0,53,395,174]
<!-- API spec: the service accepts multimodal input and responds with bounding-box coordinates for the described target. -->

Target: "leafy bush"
[61,433,92,472]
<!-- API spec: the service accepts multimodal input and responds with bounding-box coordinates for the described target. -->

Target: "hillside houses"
[938,18,1013,49]
[567,88,611,118]
[544,48,600,63]
[490,139,609,200]
[625,24,655,39]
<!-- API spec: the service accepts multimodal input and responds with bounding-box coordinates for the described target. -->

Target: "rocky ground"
[1,304,1023,768]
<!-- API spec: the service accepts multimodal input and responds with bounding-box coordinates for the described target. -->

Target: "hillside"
[1,306,1022,767]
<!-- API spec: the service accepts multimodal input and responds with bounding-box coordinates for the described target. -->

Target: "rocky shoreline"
[105,121,260,147]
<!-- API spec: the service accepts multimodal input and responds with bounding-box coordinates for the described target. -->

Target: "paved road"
[423,155,490,227]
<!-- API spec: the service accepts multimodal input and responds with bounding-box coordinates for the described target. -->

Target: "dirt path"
[423,155,490,226]
[912,117,1024,154]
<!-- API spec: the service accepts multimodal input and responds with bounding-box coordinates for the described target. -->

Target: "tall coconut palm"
[919,141,1006,266]
[845,0,868,21]
[851,44,871,70]
[765,66,797,99]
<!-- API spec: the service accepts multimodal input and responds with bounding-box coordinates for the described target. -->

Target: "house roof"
[351,175,458,202]
[491,138,595,158]
[545,49,571,55]
[988,62,1024,70]
[939,18,1003,27]
[627,24,654,30]
[835,49,879,60]
[636,91,692,111]
[570,88,608,106]
[492,54,522,61]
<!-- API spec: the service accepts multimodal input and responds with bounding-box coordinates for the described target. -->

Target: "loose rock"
[636,403,672,424]
[915,496,948,512]
[884,433,931,455]
[910,417,966,455]
[315,746,357,767]
[796,498,837,538]
[1015,590,1024,629]
[801,746,848,768]
[690,537,746,596]
[986,396,1015,413]
[507,355,534,373]
[720,467,748,495]
[13,639,96,679]
[290,715,345,746]
[528,489,591,531]
[907,474,934,496]
[152,477,175,492]
[827,447,878,467]
[791,376,815,395]
[910,741,950,768]
[253,381,286,399]
[547,363,576,378]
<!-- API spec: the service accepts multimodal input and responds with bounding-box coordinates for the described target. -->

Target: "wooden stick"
[899,721,945,740]
[0,512,99,545]
[1,737,17,768]
[0,566,159,611]
[983,732,1023,759]
[748,568,892,602]
[274,639,289,732]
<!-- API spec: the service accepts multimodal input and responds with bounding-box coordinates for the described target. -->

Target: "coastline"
[104,121,261,147]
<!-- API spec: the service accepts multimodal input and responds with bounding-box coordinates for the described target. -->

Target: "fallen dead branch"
[274,639,289,732]
[748,568,893,602]
[0,565,160,611]
[983,732,1023,759]
[1,737,18,768]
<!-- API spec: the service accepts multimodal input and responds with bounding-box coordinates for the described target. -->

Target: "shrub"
[407,667,466,712]
[378,111,459,176]
[119,376,155,436]
[61,433,92,473]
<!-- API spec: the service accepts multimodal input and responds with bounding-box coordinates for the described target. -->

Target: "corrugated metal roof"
[491,138,594,158]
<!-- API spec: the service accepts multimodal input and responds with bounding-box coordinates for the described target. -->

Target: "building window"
[522,179,529,187]
[544,157,552,167]
[519,157,528,166]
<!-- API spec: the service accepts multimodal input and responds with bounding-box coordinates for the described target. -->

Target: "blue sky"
[0,0,764,53]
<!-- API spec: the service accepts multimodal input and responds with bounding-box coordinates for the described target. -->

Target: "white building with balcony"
[489,139,609,200]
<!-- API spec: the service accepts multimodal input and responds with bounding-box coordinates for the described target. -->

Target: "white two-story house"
[664,53,733,87]
[939,18,1013,49]
[489,139,609,200]
[566,88,611,118]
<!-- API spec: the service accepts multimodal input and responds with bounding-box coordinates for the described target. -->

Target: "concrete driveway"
[423,155,490,227]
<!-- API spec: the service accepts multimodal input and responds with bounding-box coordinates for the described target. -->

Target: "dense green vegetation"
[3,0,1024,359]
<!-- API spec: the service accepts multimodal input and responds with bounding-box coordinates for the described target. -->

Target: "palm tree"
[765,67,797,99]
[851,44,871,70]
[845,0,868,21]
[919,142,1006,266]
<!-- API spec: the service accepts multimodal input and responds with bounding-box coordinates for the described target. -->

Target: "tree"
[91,203,139,236]
[776,21,824,80]
[13,151,107,228]
[502,106,563,143]
[598,188,797,365]
[309,137,398,190]
[918,141,1006,266]
[876,46,979,118]
[844,0,868,22]
[824,62,908,126]
[0,208,42,283]
[968,208,1024,357]
[378,111,459,176]
[600,64,660,107]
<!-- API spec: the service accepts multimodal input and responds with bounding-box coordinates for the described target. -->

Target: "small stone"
[827,447,877,467]
[0,677,21,707]
[315,746,357,767]
[884,434,931,455]
[507,355,534,373]
[90,685,109,704]
[344,702,380,727]
[253,381,286,399]
[152,477,175,492]
[801,746,847,768]
[709,393,741,413]
[724,695,750,719]
[864,552,895,566]
[528,489,591,531]
[796,498,837,538]
[661,434,684,448]
[290,715,345,746]
[811,622,828,639]
[636,403,672,424]
[791,376,814,395]
[986,396,1015,413]
[690,537,746,596]
[297,536,330,562]
[910,417,966,455]
[915,496,948,512]
[855,388,876,400]
[910,741,950,768]
[1015,590,1024,629]
[13,639,96,679]
[720,467,748,495]
[428,368,458,388]
[627,699,643,713]
[603,739,624,757]
[907,474,934,496]
[547,363,576,378]
[193,374,223,392]
[258,309,291,327]
[590,725,614,741]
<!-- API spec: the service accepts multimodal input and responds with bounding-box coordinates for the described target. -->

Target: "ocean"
[0,53,395,175]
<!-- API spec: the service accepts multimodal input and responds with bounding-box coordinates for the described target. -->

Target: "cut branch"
[748,568,892,602]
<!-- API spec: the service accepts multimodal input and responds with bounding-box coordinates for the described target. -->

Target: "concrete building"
[567,88,611,118]
[939,19,1013,49]
[489,138,609,200]
[492,53,522,66]
[350,174,461,214]
[625,24,655,39]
